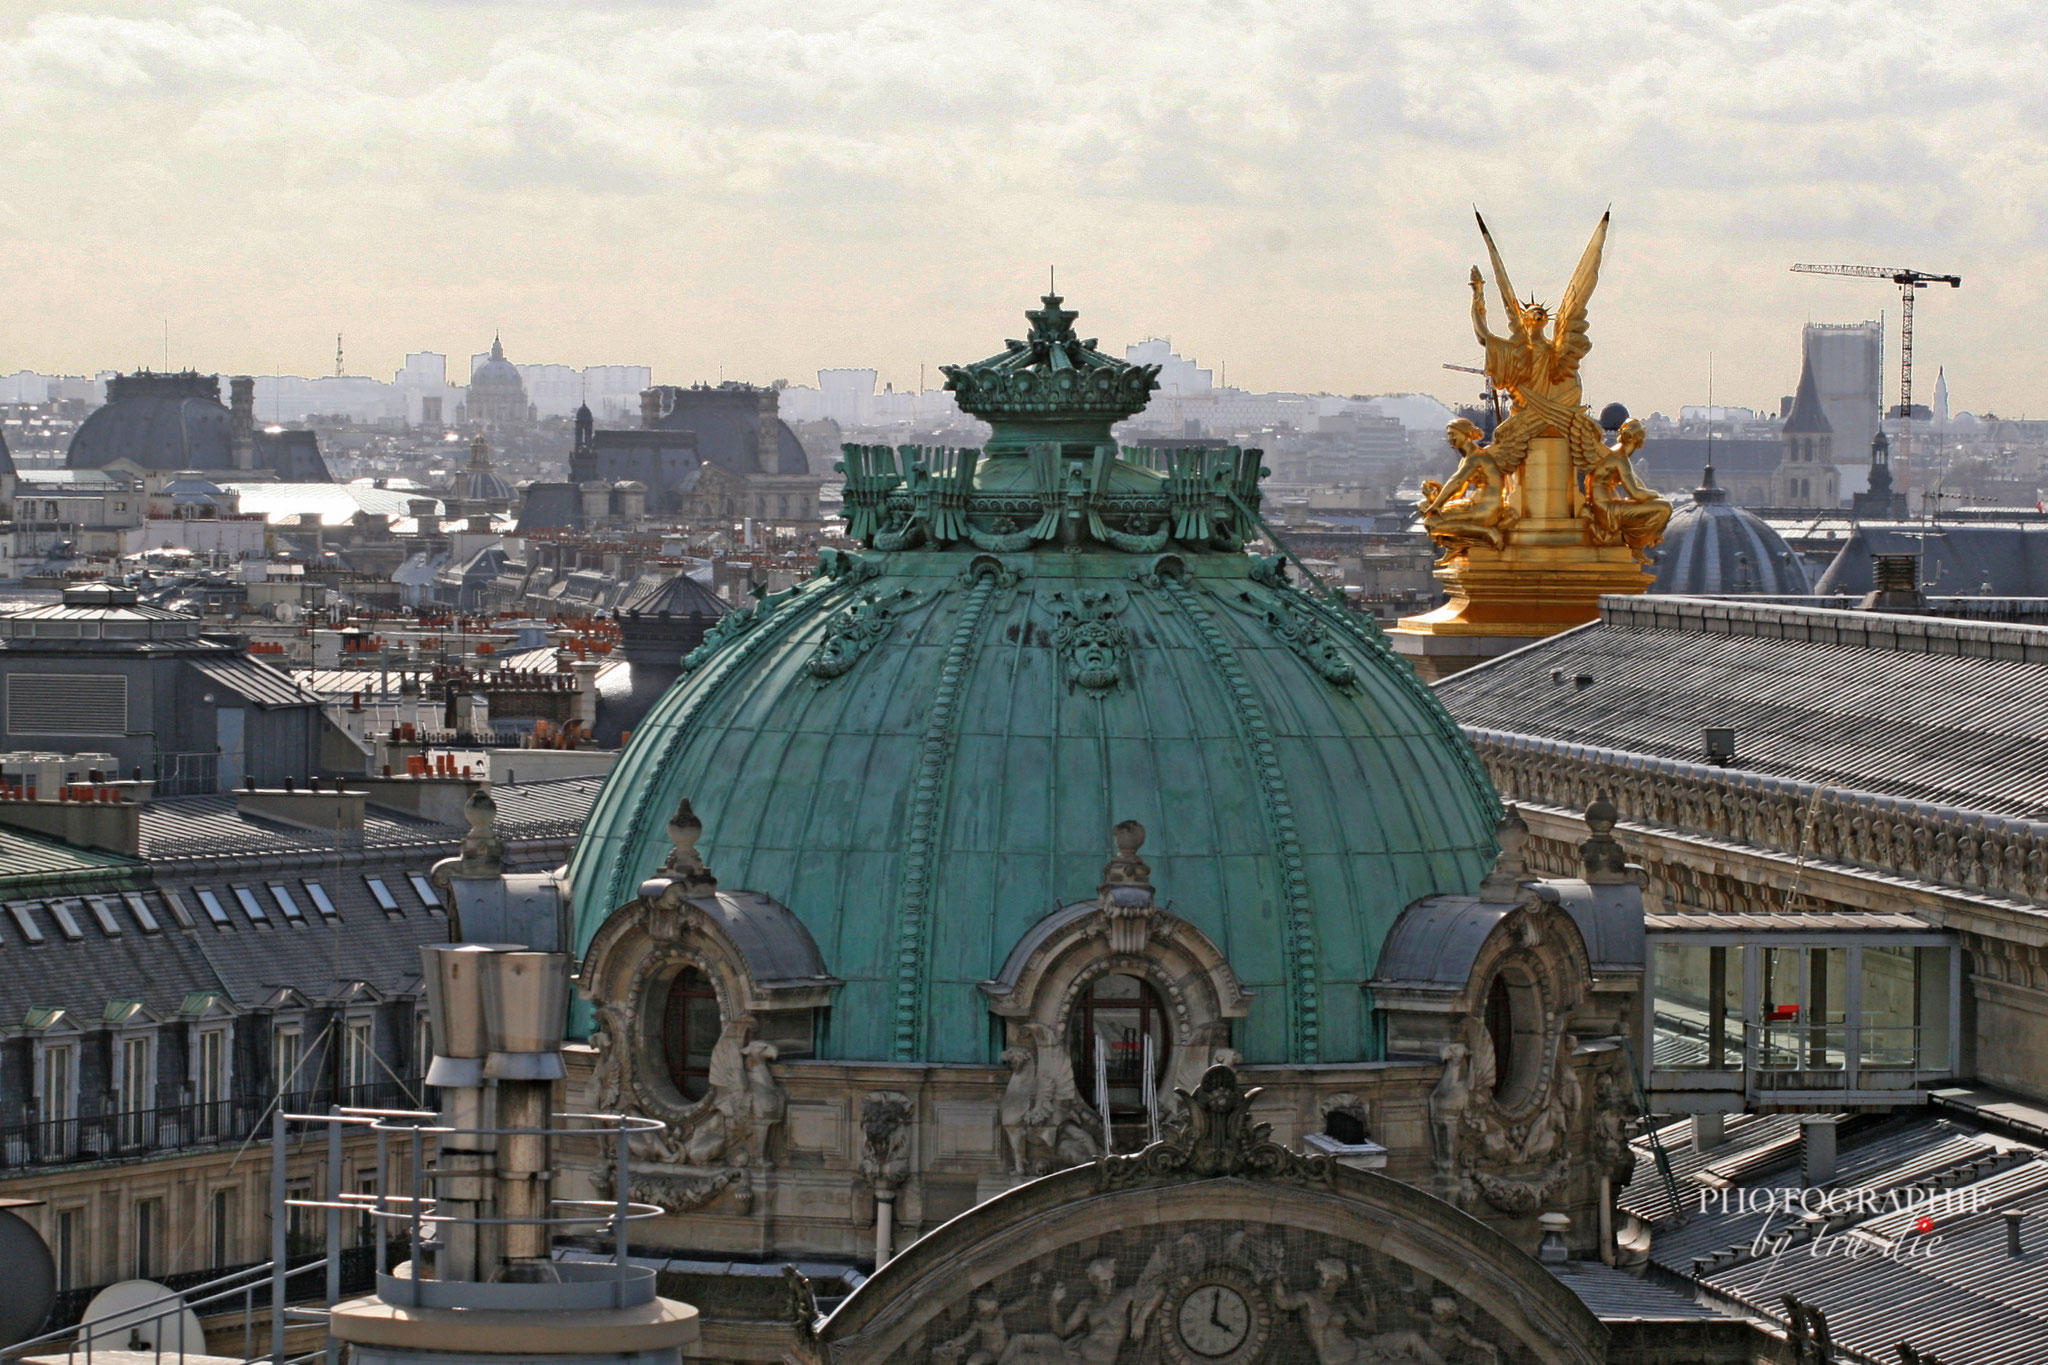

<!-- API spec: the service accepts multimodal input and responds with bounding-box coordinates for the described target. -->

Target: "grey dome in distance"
[1649,466,1811,595]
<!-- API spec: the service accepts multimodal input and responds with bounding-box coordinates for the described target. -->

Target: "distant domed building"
[67,371,330,480]
[1650,465,1811,594]
[465,336,533,426]
[447,433,515,519]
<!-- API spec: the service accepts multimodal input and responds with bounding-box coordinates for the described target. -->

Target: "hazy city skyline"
[0,2,2037,415]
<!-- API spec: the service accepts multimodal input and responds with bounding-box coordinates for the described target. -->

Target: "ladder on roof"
[1621,1031,1687,1225]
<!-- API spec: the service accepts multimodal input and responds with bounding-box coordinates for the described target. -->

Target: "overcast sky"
[0,2,2040,416]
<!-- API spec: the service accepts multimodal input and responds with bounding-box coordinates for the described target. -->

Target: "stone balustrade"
[1466,727,2048,909]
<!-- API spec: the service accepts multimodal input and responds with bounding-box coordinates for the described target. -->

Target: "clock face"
[1175,1281,1251,1359]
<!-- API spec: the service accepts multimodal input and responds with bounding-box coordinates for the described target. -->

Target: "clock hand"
[1210,1291,1228,1330]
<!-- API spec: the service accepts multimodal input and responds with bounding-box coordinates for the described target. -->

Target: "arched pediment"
[793,1068,1605,1365]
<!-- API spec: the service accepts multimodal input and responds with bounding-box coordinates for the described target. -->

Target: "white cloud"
[0,0,2038,413]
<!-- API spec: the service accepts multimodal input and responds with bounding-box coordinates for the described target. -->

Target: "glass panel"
[122,893,159,933]
[47,901,83,940]
[1652,942,1740,1068]
[195,889,230,925]
[303,882,338,918]
[1807,946,1847,1069]
[233,886,267,922]
[662,969,720,1101]
[408,875,441,910]
[159,890,194,929]
[1862,945,1918,1067]
[1917,946,1951,1074]
[1069,973,1168,1143]
[269,884,303,920]
[85,897,121,936]
[365,878,400,913]
[7,902,44,944]
[1758,946,1800,1068]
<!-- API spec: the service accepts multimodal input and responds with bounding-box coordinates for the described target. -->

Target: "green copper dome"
[566,295,1499,1065]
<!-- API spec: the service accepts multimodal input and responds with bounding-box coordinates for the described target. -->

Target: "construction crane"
[1441,362,1500,427]
[1788,262,1960,428]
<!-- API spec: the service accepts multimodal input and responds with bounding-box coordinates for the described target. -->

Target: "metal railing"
[267,1102,666,1365]
[150,751,221,798]
[1,1257,336,1365]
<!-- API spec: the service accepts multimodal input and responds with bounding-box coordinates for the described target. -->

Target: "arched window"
[1069,973,1168,1145]
[661,967,720,1100]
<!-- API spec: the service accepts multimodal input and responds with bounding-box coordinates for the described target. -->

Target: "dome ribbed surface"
[1651,477,1810,595]
[566,292,1499,1067]
[567,549,1497,1066]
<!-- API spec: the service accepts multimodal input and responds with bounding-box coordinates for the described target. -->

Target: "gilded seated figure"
[1420,418,1518,560]
[1580,418,1671,561]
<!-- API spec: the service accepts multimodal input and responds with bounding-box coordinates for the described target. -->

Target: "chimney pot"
[2006,1209,2026,1256]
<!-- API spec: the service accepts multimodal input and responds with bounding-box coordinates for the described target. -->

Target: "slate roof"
[1434,595,2048,820]
[514,482,584,533]
[1814,524,2048,598]
[1784,354,1833,435]
[0,778,603,1026]
[617,570,727,619]
[134,776,600,867]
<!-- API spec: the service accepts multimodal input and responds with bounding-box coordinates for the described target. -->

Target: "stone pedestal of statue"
[1390,437,1654,680]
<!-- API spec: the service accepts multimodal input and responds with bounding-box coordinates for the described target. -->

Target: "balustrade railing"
[1468,727,2048,908]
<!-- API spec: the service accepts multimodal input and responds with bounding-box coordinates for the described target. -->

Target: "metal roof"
[188,654,320,709]
[1621,1110,2048,1364]
[1437,597,2048,819]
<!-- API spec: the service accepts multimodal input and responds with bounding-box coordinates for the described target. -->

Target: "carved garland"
[1163,574,1322,1062]
[890,564,1007,1059]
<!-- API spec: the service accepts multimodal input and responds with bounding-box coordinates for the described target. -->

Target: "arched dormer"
[978,822,1250,1168]
[577,799,838,1177]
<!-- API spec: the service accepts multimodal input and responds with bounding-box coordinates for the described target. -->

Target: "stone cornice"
[1468,727,2048,913]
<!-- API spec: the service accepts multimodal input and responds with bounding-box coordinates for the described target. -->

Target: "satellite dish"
[0,1206,55,1348]
[79,1280,206,1357]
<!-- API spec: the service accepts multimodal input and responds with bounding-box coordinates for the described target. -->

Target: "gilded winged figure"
[1469,211,1611,474]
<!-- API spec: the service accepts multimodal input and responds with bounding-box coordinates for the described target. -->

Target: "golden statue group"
[1401,212,1673,639]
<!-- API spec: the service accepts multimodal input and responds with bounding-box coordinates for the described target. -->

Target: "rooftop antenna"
[335,333,344,378]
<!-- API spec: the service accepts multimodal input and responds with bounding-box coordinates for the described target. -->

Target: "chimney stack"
[1859,553,1927,614]
[2006,1209,2026,1257]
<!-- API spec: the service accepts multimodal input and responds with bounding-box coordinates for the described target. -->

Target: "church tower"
[1776,352,1839,508]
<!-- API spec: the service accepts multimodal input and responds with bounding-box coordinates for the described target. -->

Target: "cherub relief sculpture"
[1271,1258,1448,1365]
[995,1258,1155,1365]
[1580,419,1671,561]
[1420,418,1520,559]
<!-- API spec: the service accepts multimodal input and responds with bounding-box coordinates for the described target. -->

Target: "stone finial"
[457,785,504,877]
[660,796,718,896]
[1578,791,1630,884]
[1478,805,1531,903]
[1098,819,1155,955]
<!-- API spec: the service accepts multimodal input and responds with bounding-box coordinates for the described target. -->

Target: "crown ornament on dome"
[940,293,1160,433]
